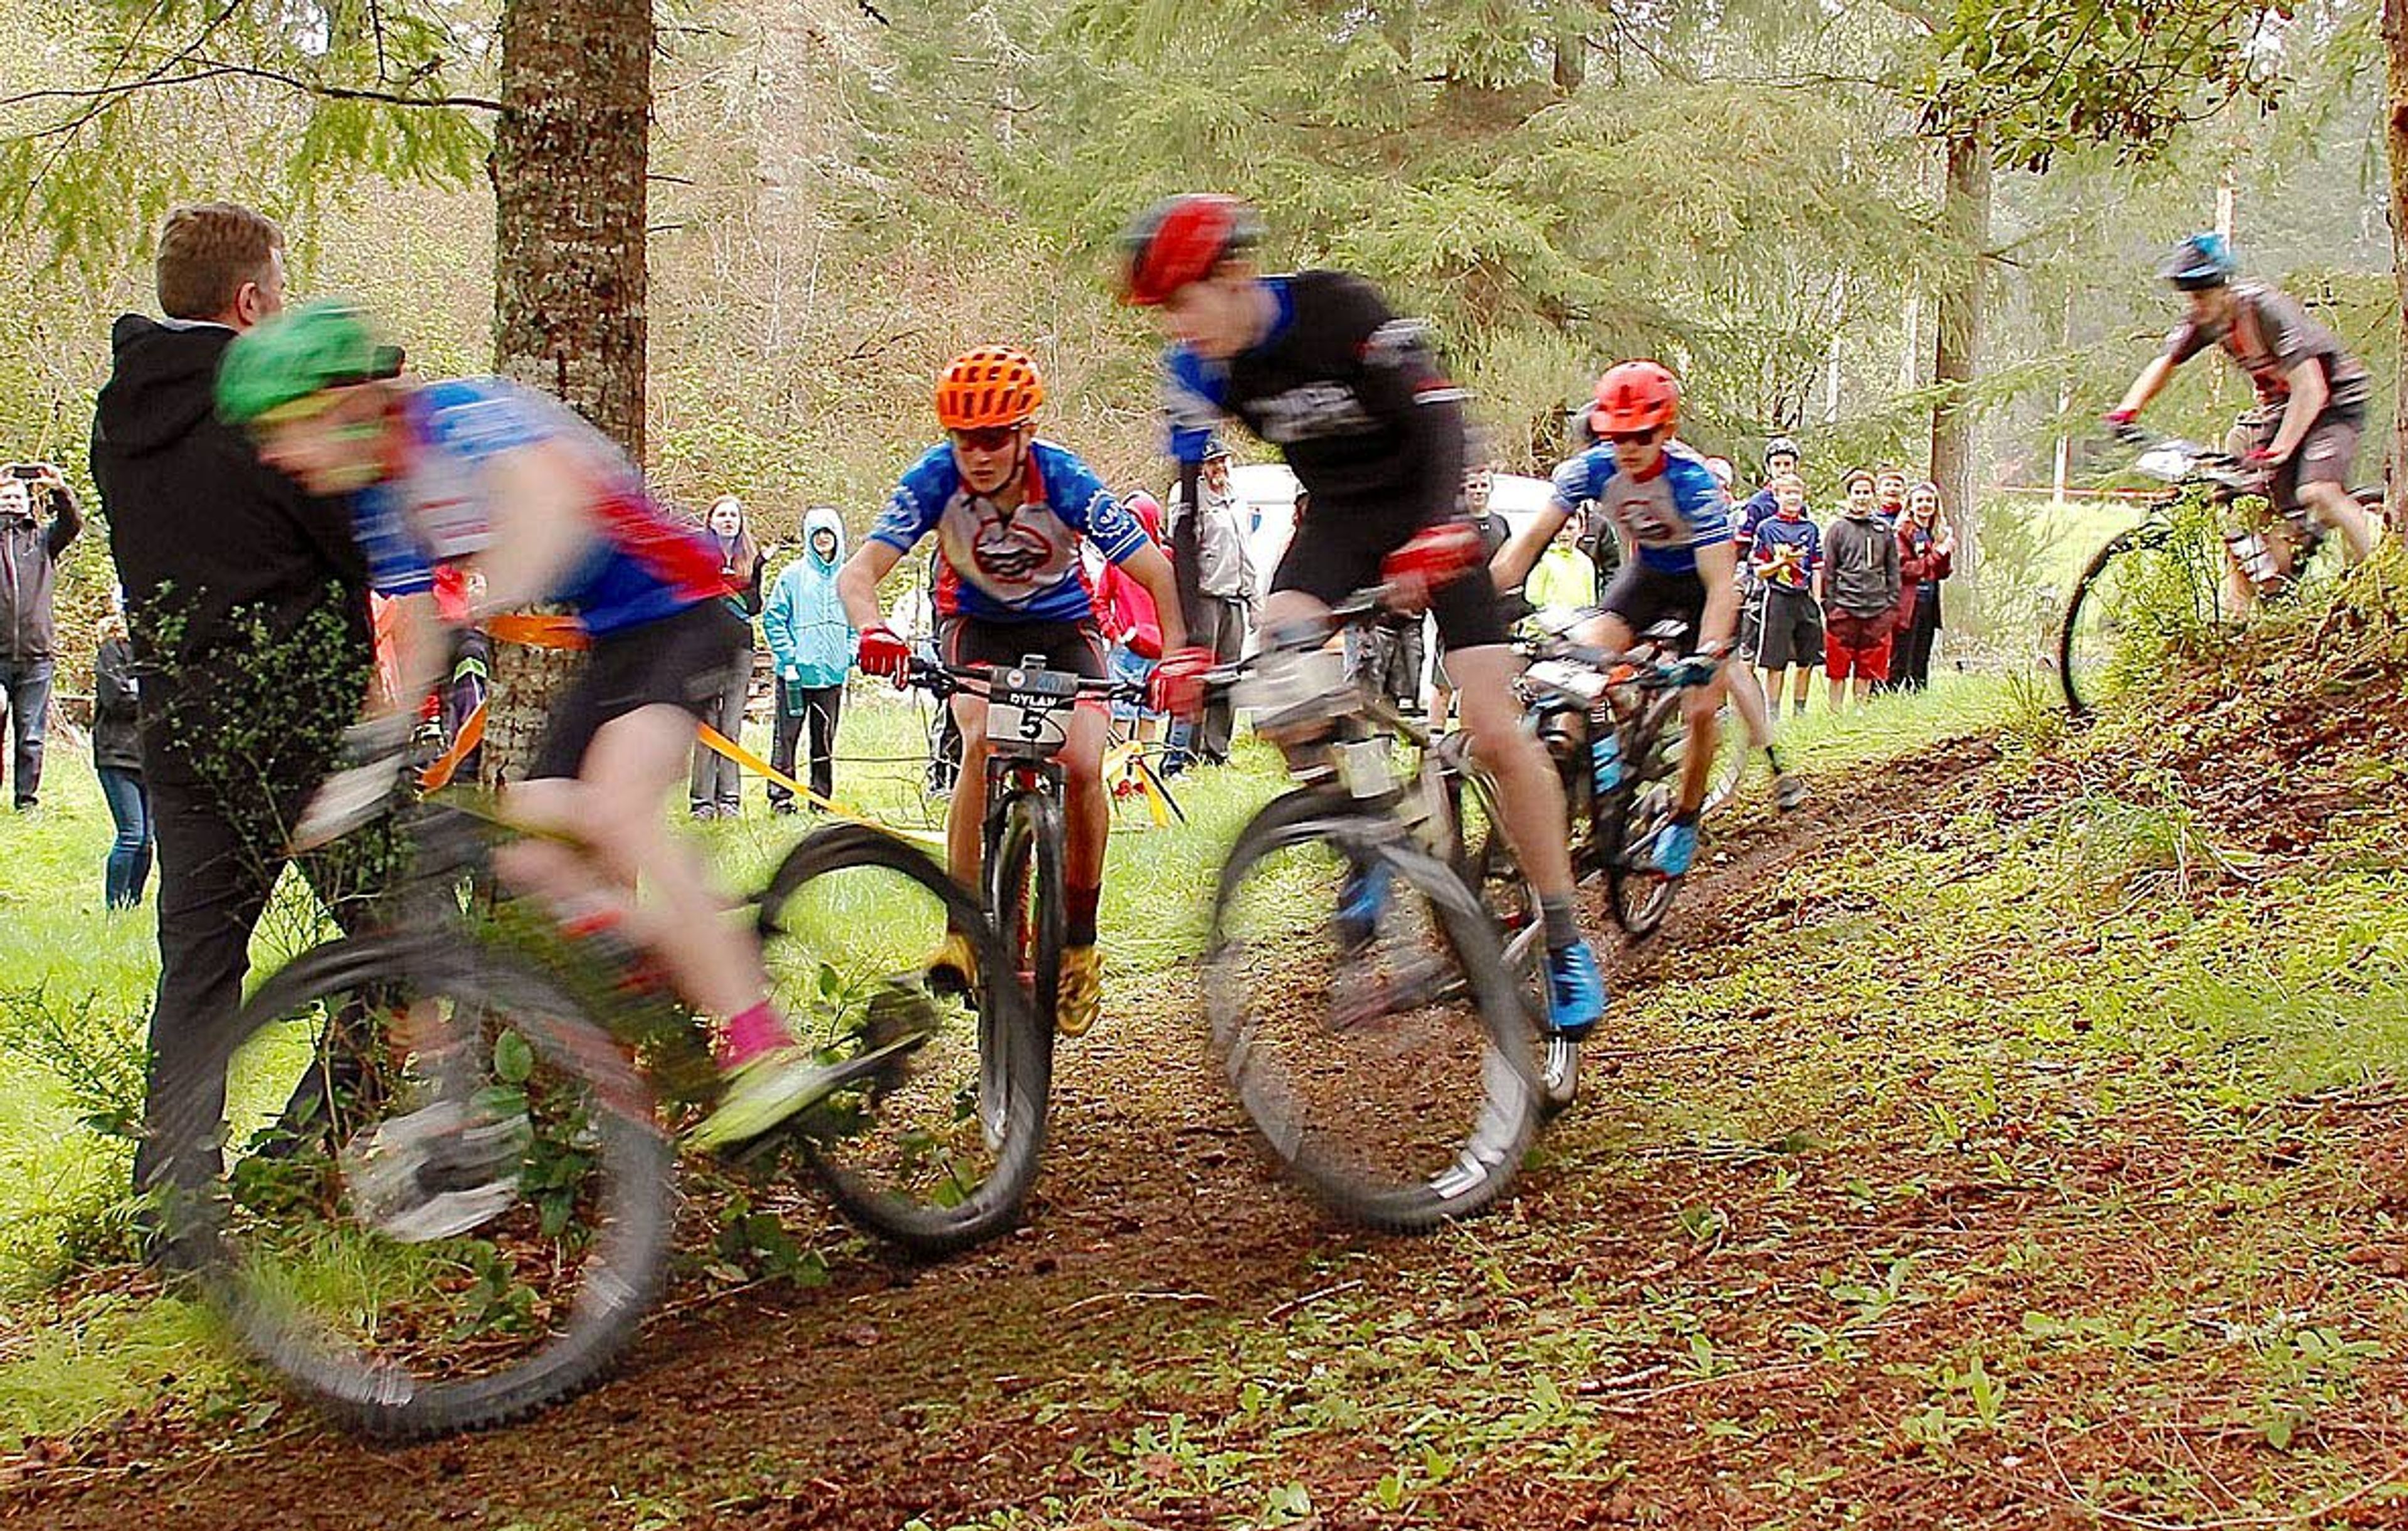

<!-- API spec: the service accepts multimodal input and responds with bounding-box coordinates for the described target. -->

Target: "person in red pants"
[1819,468,1899,711]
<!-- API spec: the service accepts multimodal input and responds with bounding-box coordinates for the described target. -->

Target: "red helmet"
[934,347,1044,430]
[1590,360,1681,436]
[1119,194,1263,307]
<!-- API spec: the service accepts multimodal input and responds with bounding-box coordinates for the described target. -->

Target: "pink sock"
[717,1002,790,1068]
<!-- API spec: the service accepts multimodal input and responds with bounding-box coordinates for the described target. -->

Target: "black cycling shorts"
[1754,585,1825,671]
[1270,514,1508,653]
[531,599,749,781]
[934,613,1109,681]
[1599,562,1707,648]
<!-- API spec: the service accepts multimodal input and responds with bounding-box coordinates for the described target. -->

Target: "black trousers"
[1895,599,1941,690]
[135,768,384,1202]
[769,682,844,810]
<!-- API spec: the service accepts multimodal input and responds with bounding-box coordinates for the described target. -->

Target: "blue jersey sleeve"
[1040,446,1149,566]
[1163,347,1227,465]
[414,379,550,465]
[1803,519,1824,576]
[1547,450,1605,519]
[351,483,435,597]
[869,445,954,555]
[1669,461,1731,549]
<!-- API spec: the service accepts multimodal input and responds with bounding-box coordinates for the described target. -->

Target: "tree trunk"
[2387,0,2408,533]
[1552,6,1587,92]
[482,0,653,785]
[1930,128,1991,594]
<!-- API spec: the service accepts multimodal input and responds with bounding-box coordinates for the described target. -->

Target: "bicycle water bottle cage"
[1235,641,1352,742]
[986,662,1080,758]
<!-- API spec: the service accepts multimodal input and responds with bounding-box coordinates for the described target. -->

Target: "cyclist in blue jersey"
[1494,361,1740,877]
[216,300,843,1150]
[837,348,1199,1037]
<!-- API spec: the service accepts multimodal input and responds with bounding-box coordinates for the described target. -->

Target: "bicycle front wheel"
[1601,690,1689,940]
[157,934,673,1441]
[757,823,1047,1258]
[2059,523,2226,717]
[1206,791,1539,1232]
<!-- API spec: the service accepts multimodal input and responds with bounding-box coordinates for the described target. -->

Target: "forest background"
[0,0,2399,694]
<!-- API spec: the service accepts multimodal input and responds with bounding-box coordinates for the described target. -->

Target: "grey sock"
[1540,894,1580,950]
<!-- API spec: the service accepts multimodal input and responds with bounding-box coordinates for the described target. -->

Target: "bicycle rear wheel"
[157,934,672,1441]
[1601,691,1689,940]
[757,823,1047,1258]
[1206,791,1539,1232]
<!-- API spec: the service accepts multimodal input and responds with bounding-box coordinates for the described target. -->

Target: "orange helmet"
[1590,360,1681,436]
[934,347,1045,431]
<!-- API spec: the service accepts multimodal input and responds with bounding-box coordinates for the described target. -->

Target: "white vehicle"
[1230,463,1554,604]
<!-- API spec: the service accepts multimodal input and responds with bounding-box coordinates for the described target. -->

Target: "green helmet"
[214,298,403,425]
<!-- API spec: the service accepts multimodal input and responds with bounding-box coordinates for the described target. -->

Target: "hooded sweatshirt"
[1094,497,1166,659]
[763,508,857,690]
[0,483,80,663]
[88,315,372,785]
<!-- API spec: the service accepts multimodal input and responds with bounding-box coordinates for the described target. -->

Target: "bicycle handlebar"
[902,656,1146,707]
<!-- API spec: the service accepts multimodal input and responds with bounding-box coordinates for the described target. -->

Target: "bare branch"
[1,62,500,120]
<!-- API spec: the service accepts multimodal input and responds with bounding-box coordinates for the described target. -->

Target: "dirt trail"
[16,727,2408,1529]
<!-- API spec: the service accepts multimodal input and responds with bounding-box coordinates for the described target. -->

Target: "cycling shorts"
[2238,403,2364,513]
[531,599,749,781]
[1270,515,1508,654]
[935,614,1109,683]
[1598,562,1706,648]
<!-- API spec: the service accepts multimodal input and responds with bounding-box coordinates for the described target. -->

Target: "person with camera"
[0,460,83,811]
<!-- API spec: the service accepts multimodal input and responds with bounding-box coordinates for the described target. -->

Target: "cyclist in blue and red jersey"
[216,299,844,1150]
[837,347,1198,1037]
[1117,192,1607,1103]
[1494,361,1741,878]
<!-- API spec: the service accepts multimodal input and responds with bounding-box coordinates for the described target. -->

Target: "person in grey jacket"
[0,463,83,809]
[1165,442,1255,769]
[1817,468,1901,711]
[92,609,152,908]
[761,507,857,811]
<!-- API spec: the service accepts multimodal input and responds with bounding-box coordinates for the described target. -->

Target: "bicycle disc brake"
[341,1098,532,1244]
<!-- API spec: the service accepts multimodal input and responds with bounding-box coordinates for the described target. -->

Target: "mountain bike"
[155,791,1035,1441]
[2058,434,2383,717]
[901,656,1146,1039]
[1203,587,1539,1233]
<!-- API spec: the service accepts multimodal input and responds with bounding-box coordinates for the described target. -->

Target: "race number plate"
[986,663,1079,754]
[1521,658,1609,710]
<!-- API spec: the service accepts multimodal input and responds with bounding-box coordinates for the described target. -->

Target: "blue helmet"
[2158,232,2236,291]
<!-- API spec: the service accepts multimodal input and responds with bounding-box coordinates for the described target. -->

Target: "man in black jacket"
[0,463,81,808]
[88,201,379,1209]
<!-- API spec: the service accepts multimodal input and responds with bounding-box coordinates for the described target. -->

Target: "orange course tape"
[694,723,946,848]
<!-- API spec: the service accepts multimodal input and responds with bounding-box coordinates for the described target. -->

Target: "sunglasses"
[1607,426,1663,447]
[949,425,1023,455]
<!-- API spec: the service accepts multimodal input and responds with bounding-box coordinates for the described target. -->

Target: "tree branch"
[1,62,500,119]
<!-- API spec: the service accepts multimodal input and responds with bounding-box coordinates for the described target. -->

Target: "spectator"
[1438,461,1530,732]
[1874,466,1908,530]
[1890,481,1955,691]
[1820,468,1901,711]
[434,566,492,782]
[1344,608,1426,718]
[1166,443,1254,769]
[90,201,381,1213]
[1750,471,1824,718]
[1737,435,1801,532]
[1098,492,1170,745]
[762,507,856,813]
[689,493,764,819]
[1526,512,1598,614]
[92,606,152,908]
[0,462,82,809]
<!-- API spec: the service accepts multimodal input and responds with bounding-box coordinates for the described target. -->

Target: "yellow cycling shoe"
[1056,944,1103,1037]
[926,930,981,995]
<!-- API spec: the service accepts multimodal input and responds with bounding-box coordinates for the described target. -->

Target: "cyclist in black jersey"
[1119,194,1608,1066]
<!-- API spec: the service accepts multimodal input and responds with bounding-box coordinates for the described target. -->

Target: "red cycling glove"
[1381,522,1485,598]
[856,623,912,683]
[1148,646,1214,719]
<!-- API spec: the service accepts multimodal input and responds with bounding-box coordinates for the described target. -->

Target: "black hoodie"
[89,315,372,786]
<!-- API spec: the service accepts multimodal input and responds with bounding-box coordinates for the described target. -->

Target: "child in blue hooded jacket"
[763,507,857,811]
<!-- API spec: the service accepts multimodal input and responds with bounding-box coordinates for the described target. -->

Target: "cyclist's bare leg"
[497,703,768,1021]
[2302,481,2376,563]
[1676,676,1725,813]
[946,692,992,892]
[1446,645,1576,898]
[1061,704,1111,890]
[1724,657,1773,752]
